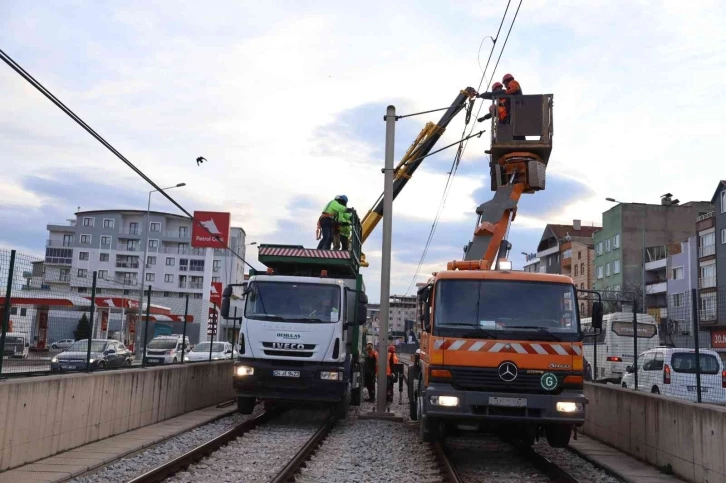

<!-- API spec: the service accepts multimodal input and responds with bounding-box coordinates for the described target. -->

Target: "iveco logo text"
[272,342,305,350]
[498,362,518,382]
[276,333,301,340]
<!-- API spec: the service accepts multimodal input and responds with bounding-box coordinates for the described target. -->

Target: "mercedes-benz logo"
[498,361,518,382]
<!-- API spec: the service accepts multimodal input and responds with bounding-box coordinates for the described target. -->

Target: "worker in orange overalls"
[364,343,378,402]
[386,344,399,403]
[478,81,507,124]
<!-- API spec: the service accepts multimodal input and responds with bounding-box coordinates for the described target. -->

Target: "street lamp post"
[606,198,646,313]
[135,182,186,355]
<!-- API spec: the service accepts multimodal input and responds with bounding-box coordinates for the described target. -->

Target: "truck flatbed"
[257,244,361,277]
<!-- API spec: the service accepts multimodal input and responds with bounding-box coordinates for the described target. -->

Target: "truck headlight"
[556,402,583,413]
[235,365,254,376]
[51,357,58,363]
[430,396,459,407]
[319,371,343,380]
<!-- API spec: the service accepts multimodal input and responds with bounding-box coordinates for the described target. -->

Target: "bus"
[581,312,659,383]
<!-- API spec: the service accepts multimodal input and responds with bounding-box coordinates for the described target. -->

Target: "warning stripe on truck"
[433,339,582,356]
[259,247,351,259]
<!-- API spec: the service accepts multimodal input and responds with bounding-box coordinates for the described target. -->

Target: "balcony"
[159,247,205,256]
[189,282,203,289]
[47,221,76,232]
[700,311,717,323]
[119,246,140,252]
[699,277,716,289]
[164,230,190,239]
[58,274,71,282]
[45,256,72,265]
[699,244,715,258]
[116,261,140,269]
[178,281,187,289]
[696,211,714,222]
[189,266,205,272]
[646,281,667,294]
[537,245,559,258]
[116,277,138,286]
[645,258,667,271]
[119,228,142,236]
[46,239,73,247]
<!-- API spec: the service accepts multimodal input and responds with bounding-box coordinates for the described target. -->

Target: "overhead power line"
[0,48,255,269]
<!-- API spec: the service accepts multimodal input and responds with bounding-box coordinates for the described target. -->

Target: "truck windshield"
[434,279,579,335]
[5,337,23,345]
[148,339,178,350]
[245,281,341,323]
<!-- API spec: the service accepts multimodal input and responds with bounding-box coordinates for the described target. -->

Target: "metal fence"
[1,249,239,379]
[585,288,726,406]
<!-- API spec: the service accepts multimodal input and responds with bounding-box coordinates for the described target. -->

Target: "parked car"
[50,339,133,372]
[144,335,190,365]
[2,332,29,358]
[621,347,726,404]
[51,339,75,350]
[185,341,238,362]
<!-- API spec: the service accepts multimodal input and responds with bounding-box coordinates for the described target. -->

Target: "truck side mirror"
[357,303,367,325]
[591,302,603,330]
[419,312,431,332]
[220,285,233,318]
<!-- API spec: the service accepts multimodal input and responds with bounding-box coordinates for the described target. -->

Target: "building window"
[63,234,74,246]
[78,269,88,278]
[605,239,611,252]
[722,228,726,245]
[100,253,110,262]
[596,242,603,255]
[148,239,159,249]
[672,293,684,307]
[721,190,726,213]
[101,235,111,246]
[147,256,157,266]
[103,219,114,228]
[613,259,621,274]
[596,266,603,279]
[179,226,189,237]
[190,259,205,272]
[577,251,582,260]
[605,263,610,277]
[548,256,552,267]
[166,257,175,266]
[574,265,579,277]
[165,274,174,283]
[146,273,155,282]
[83,217,94,227]
[80,234,91,244]
[672,267,684,280]
[580,262,584,274]
[98,270,108,279]
[213,260,221,272]
[129,222,139,234]
[79,251,89,260]
[150,222,161,232]
[580,283,585,289]
[614,233,620,249]
[212,276,221,283]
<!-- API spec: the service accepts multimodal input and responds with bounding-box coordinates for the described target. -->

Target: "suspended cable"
[0,47,256,269]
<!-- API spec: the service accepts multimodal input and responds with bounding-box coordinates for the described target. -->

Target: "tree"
[74,313,91,341]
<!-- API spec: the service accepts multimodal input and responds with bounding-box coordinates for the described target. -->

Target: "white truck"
[221,216,368,419]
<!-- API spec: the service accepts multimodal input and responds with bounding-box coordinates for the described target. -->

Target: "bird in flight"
[196,156,207,166]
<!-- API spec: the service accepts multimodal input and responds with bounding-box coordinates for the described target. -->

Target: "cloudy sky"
[1,0,724,302]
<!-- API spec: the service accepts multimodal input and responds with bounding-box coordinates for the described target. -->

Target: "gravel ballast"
[69,404,265,483]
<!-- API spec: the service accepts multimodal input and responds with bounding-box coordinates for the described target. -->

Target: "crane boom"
[359,87,477,267]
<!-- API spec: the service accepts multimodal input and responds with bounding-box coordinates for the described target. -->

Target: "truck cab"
[223,212,368,418]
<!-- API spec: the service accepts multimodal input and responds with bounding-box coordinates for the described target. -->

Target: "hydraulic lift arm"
[359,87,478,267]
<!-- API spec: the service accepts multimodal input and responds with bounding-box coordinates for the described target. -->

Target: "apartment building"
[593,197,713,319]
[389,295,416,339]
[536,221,600,276]
[44,209,246,346]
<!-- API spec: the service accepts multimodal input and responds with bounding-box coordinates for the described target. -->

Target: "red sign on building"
[191,211,231,249]
[210,282,223,306]
[711,330,726,349]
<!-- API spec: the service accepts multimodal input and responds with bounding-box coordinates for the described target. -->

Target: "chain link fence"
[1,249,240,378]
[583,288,726,406]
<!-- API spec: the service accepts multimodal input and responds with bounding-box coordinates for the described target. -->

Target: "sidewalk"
[0,404,236,483]
[570,434,687,483]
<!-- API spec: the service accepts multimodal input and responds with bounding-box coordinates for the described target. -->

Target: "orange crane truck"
[408,93,604,448]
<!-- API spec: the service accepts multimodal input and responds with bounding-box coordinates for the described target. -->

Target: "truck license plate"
[488,396,527,407]
[273,370,300,378]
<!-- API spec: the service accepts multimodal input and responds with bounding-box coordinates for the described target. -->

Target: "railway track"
[433,434,582,483]
[126,406,337,483]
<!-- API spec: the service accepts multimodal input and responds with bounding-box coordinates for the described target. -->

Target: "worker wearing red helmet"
[477,81,508,123]
[386,344,399,402]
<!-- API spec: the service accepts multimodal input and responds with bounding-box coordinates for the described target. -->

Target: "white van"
[582,312,659,383]
[2,332,30,358]
[144,335,190,364]
[621,347,726,404]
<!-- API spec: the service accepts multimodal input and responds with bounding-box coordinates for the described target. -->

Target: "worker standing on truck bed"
[317,195,349,250]
[364,343,378,401]
[339,210,352,251]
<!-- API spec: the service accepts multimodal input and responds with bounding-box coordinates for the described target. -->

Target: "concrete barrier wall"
[0,361,235,471]
[583,382,726,483]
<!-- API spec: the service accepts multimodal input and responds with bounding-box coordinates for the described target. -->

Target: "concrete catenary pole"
[376,105,396,414]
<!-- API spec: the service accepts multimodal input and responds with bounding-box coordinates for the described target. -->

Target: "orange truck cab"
[410,268,603,448]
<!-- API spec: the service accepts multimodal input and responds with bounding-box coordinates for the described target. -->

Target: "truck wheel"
[545,424,572,448]
[236,396,256,414]
[409,372,419,421]
[351,387,361,406]
[419,411,441,443]
[335,385,351,419]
